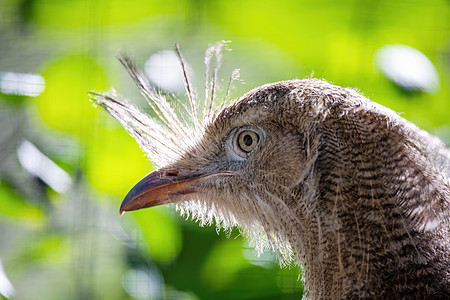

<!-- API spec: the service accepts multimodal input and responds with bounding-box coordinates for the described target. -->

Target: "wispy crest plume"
[90,41,240,168]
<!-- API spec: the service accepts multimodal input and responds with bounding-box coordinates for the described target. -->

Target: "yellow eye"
[237,130,259,153]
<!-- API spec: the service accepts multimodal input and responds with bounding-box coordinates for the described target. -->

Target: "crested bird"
[92,44,450,299]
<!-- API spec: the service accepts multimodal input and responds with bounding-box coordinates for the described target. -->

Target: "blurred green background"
[0,0,449,299]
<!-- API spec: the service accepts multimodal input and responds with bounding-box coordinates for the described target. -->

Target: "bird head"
[116,80,322,260]
[91,41,340,260]
[90,44,392,263]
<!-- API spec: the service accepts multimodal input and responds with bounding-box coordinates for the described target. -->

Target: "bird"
[91,43,450,299]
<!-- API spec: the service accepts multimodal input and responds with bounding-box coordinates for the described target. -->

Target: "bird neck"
[291,115,450,299]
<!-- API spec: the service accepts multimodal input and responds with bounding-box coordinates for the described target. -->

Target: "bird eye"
[225,126,265,161]
[237,130,259,153]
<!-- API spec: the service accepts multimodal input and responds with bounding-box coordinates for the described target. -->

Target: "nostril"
[165,171,179,177]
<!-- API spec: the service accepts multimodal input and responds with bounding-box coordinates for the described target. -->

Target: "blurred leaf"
[326,33,367,79]
[130,207,182,264]
[201,238,248,290]
[32,0,185,28]
[11,233,68,269]
[34,56,105,138]
[0,182,44,226]
[86,123,152,197]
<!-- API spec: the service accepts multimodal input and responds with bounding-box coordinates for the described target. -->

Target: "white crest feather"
[91,42,239,168]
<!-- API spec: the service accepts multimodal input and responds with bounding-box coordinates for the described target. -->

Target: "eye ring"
[225,125,265,161]
[237,130,259,153]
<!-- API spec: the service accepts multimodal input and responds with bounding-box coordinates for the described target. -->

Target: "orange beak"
[120,169,235,215]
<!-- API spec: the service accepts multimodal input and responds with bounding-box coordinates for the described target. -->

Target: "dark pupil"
[243,134,253,146]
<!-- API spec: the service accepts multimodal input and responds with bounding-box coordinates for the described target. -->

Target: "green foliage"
[86,124,152,197]
[131,207,183,264]
[0,183,43,225]
[34,56,105,137]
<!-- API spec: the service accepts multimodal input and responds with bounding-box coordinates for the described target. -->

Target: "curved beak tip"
[117,169,200,215]
[118,169,233,215]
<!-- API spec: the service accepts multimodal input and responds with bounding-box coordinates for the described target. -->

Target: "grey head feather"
[91,44,450,299]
